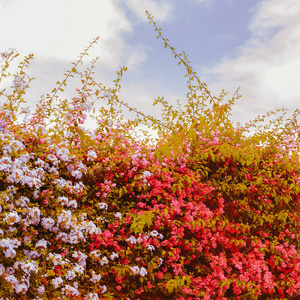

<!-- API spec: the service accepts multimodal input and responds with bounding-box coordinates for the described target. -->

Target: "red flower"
[120,257,130,265]
[156,271,164,279]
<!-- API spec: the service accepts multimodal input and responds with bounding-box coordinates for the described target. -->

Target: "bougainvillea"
[1,13,300,300]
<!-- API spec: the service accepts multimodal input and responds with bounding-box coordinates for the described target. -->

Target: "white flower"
[87,150,97,161]
[1,48,16,58]
[4,212,20,225]
[97,202,107,210]
[19,153,30,162]
[7,168,24,183]
[56,232,69,243]
[114,212,122,219]
[72,251,87,262]
[3,248,16,258]
[143,171,152,178]
[7,266,15,274]
[23,236,32,244]
[147,245,155,252]
[90,271,102,283]
[52,276,63,288]
[27,207,41,225]
[68,232,82,244]
[10,139,25,151]
[84,292,100,300]
[77,161,87,173]
[130,266,140,275]
[150,230,159,237]
[0,238,21,249]
[23,250,40,259]
[47,154,58,165]
[62,284,80,297]
[73,263,84,275]
[71,170,82,179]
[5,274,18,286]
[8,226,16,232]
[99,256,109,266]
[33,190,39,199]
[84,221,100,235]
[20,260,38,274]
[37,285,45,294]
[0,264,5,276]
[90,250,101,259]
[142,171,152,185]
[68,200,78,209]
[52,226,59,233]
[65,270,76,280]
[13,76,26,90]
[100,285,107,294]
[15,282,28,294]
[56,148,70,161]
[36,239,48,249]
[110,252,118,260]
[58,196,69,205]
[0,156,12,171]
[16,196,30,208]
[57,210,72,229]
[35,158,45,167]
[41,217,55,230]
[139,267,147,277]
[126,235,137,244]
[59,196,78,209]
[158,257,164,266]
[48,166,59,174]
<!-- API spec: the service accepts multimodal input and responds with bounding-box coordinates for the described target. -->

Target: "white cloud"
[125,0,173,22]
[0,0,178,139]
[0,0,133,67]
[125,45,149,70]
[203,0,300,123]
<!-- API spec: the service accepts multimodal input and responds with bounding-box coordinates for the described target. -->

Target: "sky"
[1,0,300,137]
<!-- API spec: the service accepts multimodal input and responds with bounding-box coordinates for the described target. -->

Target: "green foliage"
[130,211,155,234]
[1,11,300,300]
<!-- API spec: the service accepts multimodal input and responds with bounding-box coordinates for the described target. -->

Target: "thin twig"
[146,11,216,106]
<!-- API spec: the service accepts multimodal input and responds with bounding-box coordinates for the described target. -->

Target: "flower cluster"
[1,28,300,300]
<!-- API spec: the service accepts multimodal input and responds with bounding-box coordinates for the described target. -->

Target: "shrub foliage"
[0,12,300,300]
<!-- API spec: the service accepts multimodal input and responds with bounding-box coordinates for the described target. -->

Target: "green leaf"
[130,211,155,234]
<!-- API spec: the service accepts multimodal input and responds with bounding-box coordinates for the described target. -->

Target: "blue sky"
[1,0,300,135]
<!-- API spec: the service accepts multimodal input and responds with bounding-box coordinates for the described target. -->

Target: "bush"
[1,12,300,300]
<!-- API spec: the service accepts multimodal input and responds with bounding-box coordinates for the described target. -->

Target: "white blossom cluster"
[142,170,152,185]
[0,129,158,299]
[0,137,45,189]
[58,196,78,209]
[149,230,164,239]
[87,150,97,161]
[56,147,71,162]
[13,74,29,90]
[1,48,17,58]
[130,265,148,277]
[0,259,39,295]
[97,202,108,210]
[126,233,150,245]
[0,238,21,258]
[126,231,164,247]
[54,178,85,195]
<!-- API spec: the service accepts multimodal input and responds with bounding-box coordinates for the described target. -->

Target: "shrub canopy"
[1,12,300,300]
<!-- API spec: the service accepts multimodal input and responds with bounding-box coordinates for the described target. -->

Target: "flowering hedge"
[1,13,300,300]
